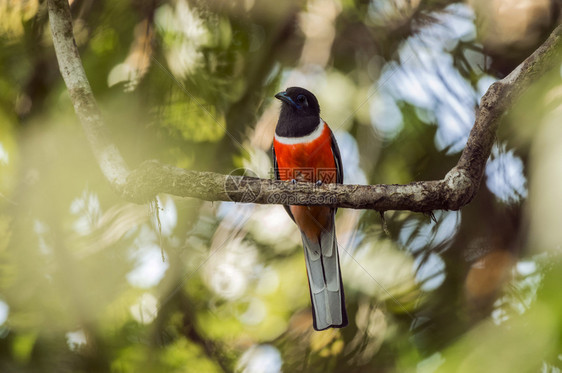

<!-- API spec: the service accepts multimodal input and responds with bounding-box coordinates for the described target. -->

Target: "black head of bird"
[275,87,321,137]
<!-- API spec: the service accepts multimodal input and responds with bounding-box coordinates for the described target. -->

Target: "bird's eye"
[296,94,308,106]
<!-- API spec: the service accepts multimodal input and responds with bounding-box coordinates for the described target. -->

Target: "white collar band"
[274,119,325,145]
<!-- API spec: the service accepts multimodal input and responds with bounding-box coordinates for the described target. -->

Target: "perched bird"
[273,87,348,331]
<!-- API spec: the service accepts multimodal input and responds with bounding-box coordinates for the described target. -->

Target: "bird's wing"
[329,128,343,184]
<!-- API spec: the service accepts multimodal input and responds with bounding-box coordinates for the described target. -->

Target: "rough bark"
[48,0,562,211]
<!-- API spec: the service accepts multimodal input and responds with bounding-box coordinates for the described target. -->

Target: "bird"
[272,86,348,331]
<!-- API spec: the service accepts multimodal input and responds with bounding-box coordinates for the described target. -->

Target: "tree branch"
[48,0,562,212]
[48,0,130,192]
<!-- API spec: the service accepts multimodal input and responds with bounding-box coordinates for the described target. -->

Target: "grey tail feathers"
[301,216,348,331]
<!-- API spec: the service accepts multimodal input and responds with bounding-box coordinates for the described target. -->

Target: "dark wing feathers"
[329,129,343,185]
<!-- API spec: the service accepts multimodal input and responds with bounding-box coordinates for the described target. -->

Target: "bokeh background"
[1,0,562,372]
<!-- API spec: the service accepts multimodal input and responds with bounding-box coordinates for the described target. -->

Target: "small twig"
[380,211,390,236]
[150,198,165,262]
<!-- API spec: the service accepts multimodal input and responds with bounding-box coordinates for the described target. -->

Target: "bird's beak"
[275,91,293,106]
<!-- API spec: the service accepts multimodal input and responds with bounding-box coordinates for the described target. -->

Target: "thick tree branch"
[48,0,562,211]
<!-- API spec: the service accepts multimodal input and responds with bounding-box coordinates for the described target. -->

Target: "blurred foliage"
[1,0,562,372]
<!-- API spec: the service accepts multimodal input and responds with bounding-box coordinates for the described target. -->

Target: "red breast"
[274,121,337,241]
[273,121,337,184]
